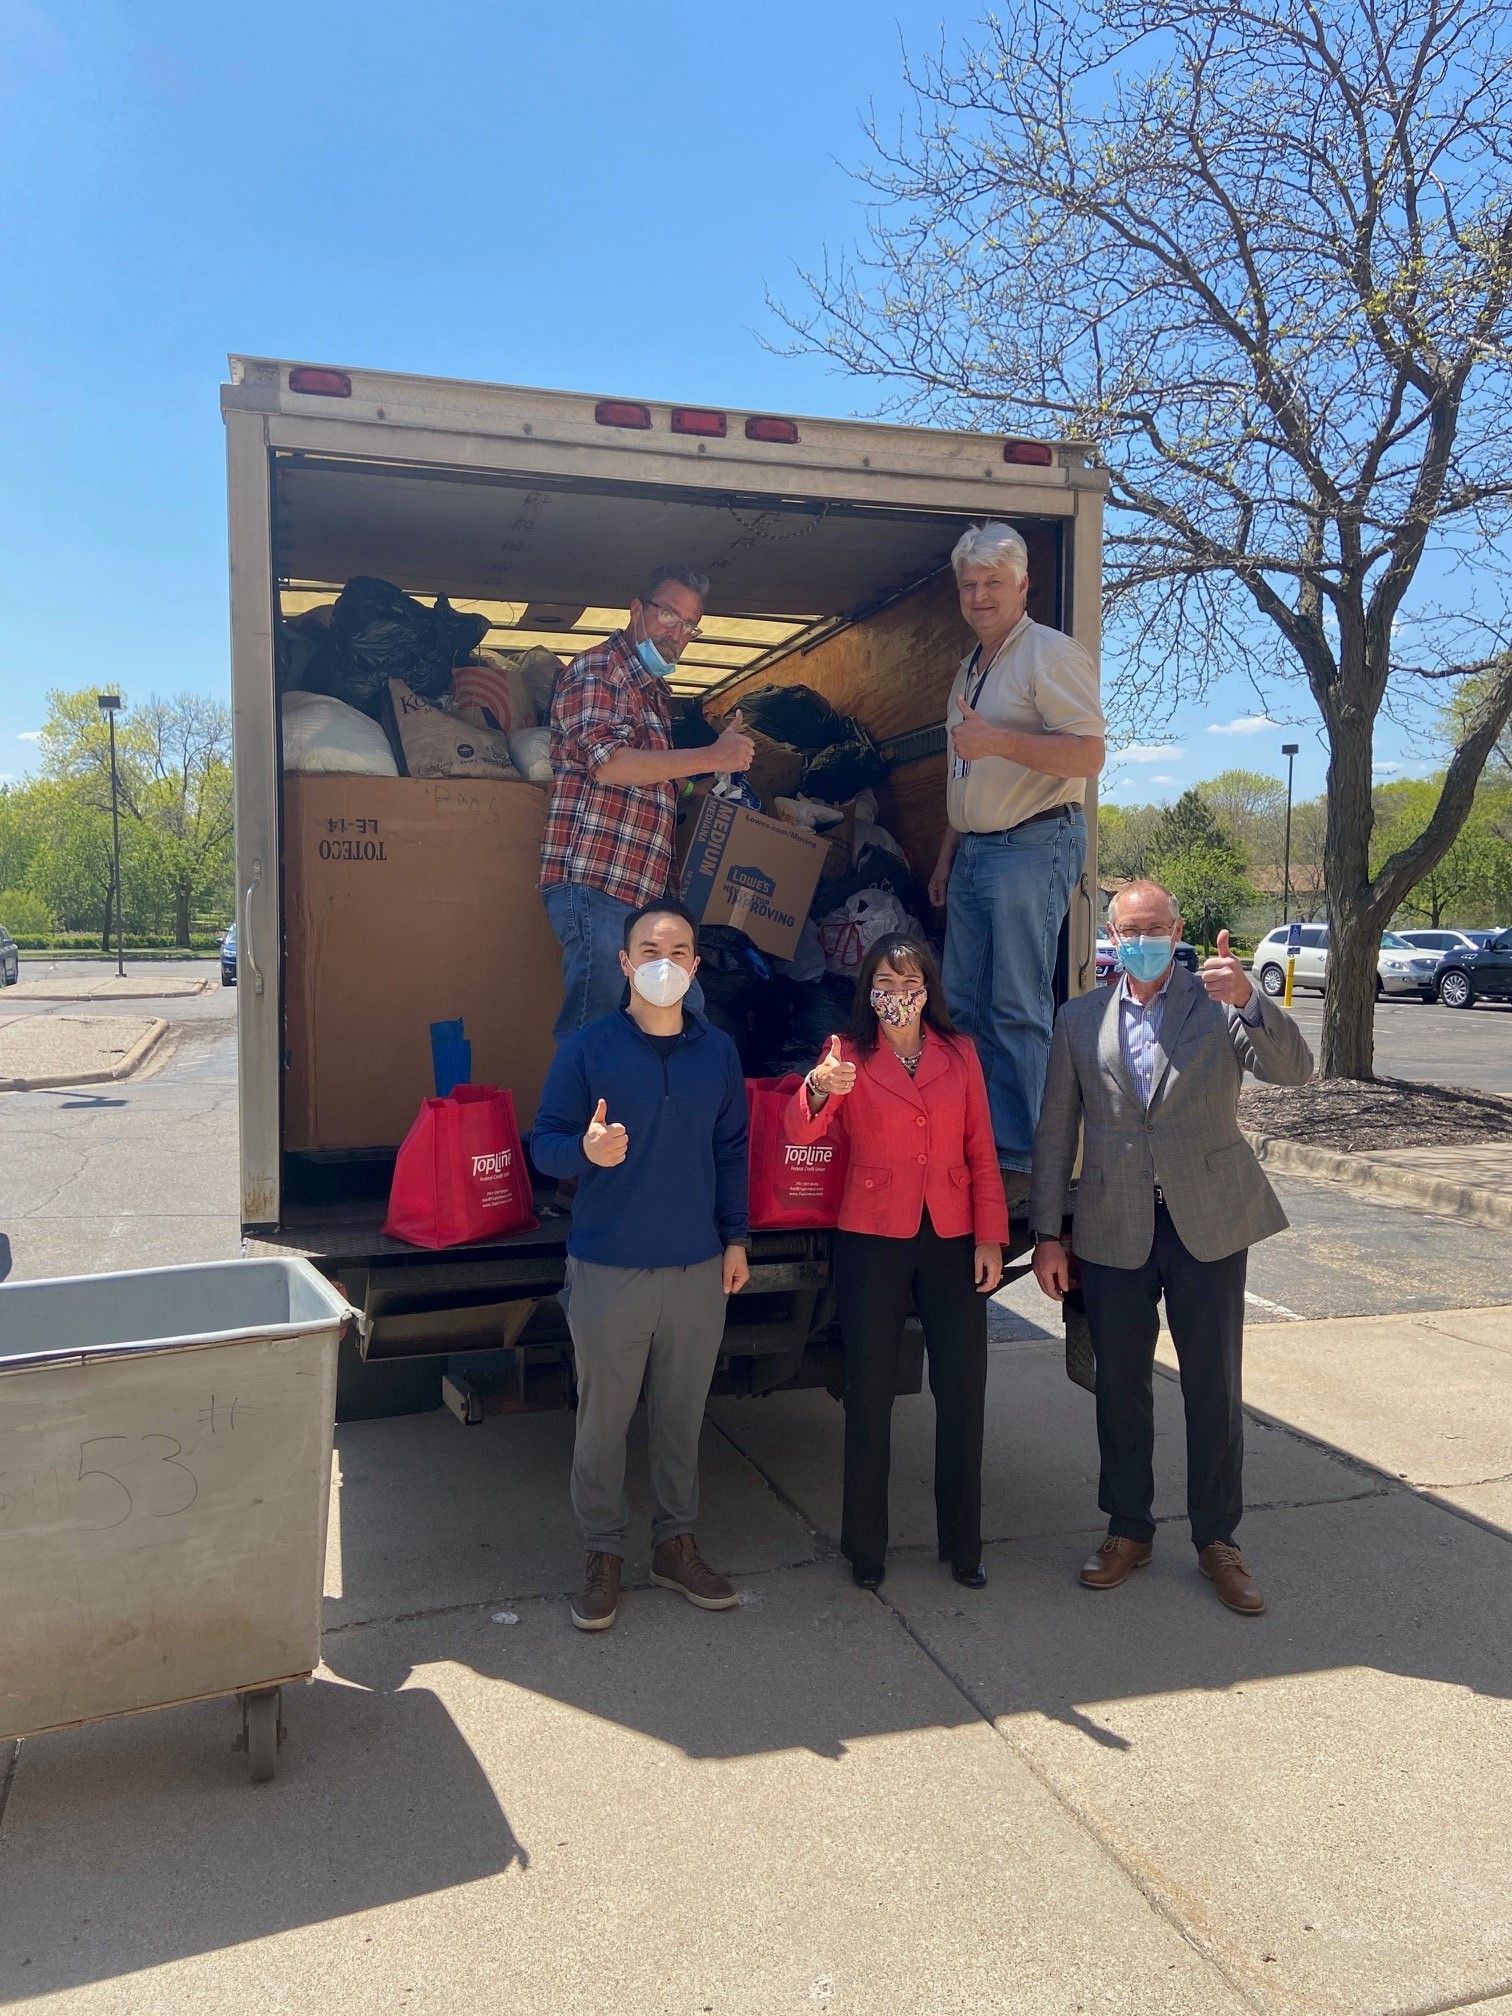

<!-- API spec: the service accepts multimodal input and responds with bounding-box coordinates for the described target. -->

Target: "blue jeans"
[543,882,704,1044]
[941,808,1087,1172]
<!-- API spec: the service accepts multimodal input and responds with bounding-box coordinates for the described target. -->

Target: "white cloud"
[1115,742,1183,763]
[1206,714,1276,736]
[1374,761,1400,775]
[0,773,13,784]
[1150,774,1178,784]
[17,729,42,743]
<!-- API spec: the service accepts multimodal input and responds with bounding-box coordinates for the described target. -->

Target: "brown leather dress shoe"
[651,1532,739,1611]
[1199,1542,1266,1615]
[1078,1535,1153,1589]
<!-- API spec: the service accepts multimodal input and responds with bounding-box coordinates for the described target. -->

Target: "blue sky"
[0,0,1439,806]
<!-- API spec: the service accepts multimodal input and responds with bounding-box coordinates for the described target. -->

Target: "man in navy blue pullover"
[531,896,750,1632]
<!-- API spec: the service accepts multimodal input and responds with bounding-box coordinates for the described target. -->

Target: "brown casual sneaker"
[571,1550,622,1631]
[1199,1542,1266,1615]
[1078,1534,1154,1590]
[651,1532,739,1611]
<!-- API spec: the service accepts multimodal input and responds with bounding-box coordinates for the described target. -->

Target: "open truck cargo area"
[224,357,1105,1418]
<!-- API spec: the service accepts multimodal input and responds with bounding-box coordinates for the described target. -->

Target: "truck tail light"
[671,407,727,437]
[746,415,800,444]
[288,367,352,398]
[594,400,652,429]
[1003,439,1053,466]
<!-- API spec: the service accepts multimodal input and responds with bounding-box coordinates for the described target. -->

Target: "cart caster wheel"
[241,1688,282,1784]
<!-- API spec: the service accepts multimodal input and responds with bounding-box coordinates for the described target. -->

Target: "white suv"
[1250,924,1438,1000]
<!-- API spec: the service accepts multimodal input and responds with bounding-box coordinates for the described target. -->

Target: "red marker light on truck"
[671,407,727,437]
[1003,440,1053,466]
[594,400,652,429]
[288,367,352,398]
[746,415,801,444]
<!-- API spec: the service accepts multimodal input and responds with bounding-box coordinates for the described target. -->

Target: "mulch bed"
[1240,1076,1512,1153]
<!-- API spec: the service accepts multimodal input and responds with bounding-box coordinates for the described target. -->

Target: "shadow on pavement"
[0,1680,524,2000]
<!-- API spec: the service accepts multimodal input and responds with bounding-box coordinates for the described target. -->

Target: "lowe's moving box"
[284,776,562,1152]
[677,796,827,960]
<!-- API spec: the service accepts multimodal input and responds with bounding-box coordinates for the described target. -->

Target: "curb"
[8,981,210,1002]
[0,1018,169,1093]
[1245,1128,1512,1234]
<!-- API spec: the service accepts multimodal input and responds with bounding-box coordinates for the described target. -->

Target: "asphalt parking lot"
[1280,987,1512,1094]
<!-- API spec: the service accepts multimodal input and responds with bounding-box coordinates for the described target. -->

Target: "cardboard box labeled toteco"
[677,796,827,960]
[284,775,562,1152]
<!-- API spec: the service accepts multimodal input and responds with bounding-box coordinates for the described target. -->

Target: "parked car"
[1430,929,1512,1008]
[220,920,237,987]
[1250,924,1439,999]
[1395,928,1490,962]
[1096,935,1200,984]
[0,924,17,987]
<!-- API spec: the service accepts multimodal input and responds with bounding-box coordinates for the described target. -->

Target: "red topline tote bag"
[383,1083,538,1248]
[746,1073,850,1231]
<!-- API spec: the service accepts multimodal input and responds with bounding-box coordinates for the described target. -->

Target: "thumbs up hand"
[583,1096,630,1168]
[950,695,1002,763]
[712,706,755,774]
[808,1034,857,1103]
[1201,927,1253,1007]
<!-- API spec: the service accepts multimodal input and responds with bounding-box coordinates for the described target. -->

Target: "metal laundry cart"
[0,1256,354,1782]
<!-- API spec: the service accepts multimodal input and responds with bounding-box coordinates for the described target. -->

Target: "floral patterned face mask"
[870,984,927,1028]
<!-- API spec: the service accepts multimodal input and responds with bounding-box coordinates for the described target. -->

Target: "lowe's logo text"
[726,863,777,899]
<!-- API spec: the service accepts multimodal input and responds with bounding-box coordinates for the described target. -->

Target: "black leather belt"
[1010,803,1076,832]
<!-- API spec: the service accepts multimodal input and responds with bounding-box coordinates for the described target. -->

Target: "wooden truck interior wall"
[713,521,1063,881]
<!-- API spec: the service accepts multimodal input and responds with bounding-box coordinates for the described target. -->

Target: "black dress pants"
[832,1209,988,1578]
[1077,1201,1247,1552]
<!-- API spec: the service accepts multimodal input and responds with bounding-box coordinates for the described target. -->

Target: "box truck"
[224,357,1104,1419]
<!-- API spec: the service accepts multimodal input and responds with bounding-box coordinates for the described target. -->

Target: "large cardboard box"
[284,776,562,1152]
[677,796,827,960]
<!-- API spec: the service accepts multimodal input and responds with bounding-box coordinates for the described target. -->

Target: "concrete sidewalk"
[4,1305,1512,2014]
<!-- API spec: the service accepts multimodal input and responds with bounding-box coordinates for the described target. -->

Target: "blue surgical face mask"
[636,635,672,679]
[1116,935,1175,983]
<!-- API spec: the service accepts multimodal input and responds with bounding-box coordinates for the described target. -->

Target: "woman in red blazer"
[787,933,1007,1591]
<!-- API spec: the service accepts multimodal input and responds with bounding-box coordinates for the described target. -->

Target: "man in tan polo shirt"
[927,523,1106,1206]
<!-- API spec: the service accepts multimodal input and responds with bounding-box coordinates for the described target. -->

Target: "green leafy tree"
[1154,789,1227,858]
[1375,778,1512,925]
[1198,770,1288,870]
[1096,800,1165,883]
[35,688,234,945]
[0,889,53,935]
[1155,840,1256,951]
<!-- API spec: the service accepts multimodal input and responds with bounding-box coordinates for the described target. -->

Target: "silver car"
[1250,924,1438,999]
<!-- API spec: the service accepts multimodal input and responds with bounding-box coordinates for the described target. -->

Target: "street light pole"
[1281,742,1300,926]
[98,694,125,979]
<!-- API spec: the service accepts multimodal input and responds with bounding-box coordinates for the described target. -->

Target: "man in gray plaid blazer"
[1029,880,1313,1616]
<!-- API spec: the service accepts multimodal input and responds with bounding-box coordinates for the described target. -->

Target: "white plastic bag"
[281,691,399,776]
[509,725,554,783]
[815,890,912,975]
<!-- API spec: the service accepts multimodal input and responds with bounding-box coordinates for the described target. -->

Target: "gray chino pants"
[564,1254,727,1554]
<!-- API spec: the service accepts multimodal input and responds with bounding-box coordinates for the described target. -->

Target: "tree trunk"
[1320,702,1387,1080]
[175,884,191,949]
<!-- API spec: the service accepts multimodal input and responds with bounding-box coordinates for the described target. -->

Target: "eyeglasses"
[644,599,703,641]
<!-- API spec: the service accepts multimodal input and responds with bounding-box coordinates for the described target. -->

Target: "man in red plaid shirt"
[541,566,755,1039]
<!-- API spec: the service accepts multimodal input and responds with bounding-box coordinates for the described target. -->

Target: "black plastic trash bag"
[316,578,489,718]
[670,697,720,749]
[736,682,843,751]
[697,925,779,1069]
[801,717,885,802]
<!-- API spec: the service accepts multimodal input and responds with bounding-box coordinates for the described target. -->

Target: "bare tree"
[777,0,1512,1077]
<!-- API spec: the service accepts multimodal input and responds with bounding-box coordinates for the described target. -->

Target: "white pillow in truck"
[281,691,400,776]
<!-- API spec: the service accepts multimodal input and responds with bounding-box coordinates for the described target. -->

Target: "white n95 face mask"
[632,957,692,1007]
